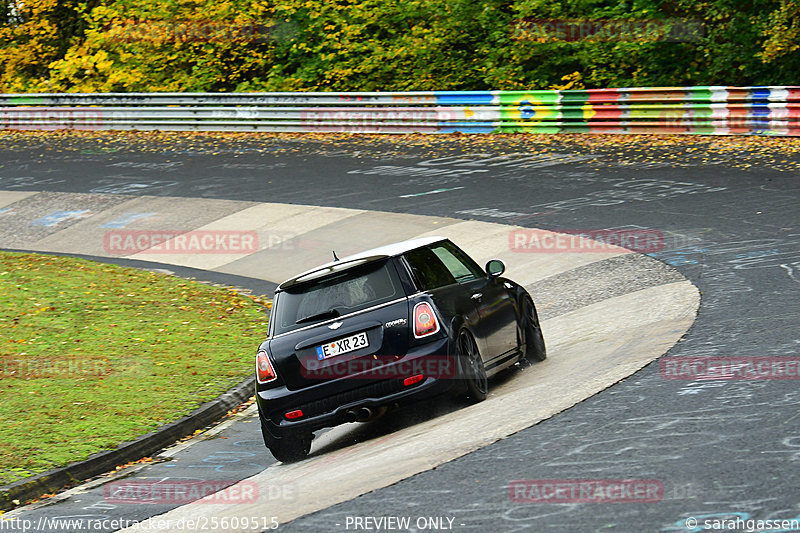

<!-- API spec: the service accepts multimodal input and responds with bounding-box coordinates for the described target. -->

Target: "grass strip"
[0,251,269,485]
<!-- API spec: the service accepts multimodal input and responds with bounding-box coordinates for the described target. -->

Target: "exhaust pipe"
[345,406,390,423]
[355,407,373,422]
[344,406,377,423]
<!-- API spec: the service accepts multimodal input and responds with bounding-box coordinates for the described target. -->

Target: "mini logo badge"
[385,318,408,328]
[328,321,343,330]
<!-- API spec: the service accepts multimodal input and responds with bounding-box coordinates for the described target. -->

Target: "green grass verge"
[0,251,269,486]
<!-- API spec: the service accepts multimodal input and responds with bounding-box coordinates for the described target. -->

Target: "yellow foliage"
[549,71,584,91]
[761,0,800,62]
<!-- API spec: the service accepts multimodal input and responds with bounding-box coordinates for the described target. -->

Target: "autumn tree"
[0,0,797,92]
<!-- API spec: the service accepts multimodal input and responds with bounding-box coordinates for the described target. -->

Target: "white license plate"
[316,332,369,360]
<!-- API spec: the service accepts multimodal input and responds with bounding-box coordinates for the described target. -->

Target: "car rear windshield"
[271,259,404,335]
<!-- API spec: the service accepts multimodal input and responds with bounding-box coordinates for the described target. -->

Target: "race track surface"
[1,133,799,532]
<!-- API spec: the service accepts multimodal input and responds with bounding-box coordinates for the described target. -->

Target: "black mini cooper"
[255,237,545,462]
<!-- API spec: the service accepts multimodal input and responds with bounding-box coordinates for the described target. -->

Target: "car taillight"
[256,350,277,383]
[413,302,440,338]
[404,374,424,387]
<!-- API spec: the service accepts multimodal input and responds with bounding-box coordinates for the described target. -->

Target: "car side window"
[430,243,483,282]
[404,247,456,291]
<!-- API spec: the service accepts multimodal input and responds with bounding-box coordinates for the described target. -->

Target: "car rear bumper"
[257,337,456,439]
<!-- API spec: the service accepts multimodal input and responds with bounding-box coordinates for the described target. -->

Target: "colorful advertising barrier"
[1,86,798,135]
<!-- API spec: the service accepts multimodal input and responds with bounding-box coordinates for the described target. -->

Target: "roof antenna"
[332,250,340,262]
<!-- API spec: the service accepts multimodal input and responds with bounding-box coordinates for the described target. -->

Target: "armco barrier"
[1,86,799,135]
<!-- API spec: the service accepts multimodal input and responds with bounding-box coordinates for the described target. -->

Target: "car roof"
[277,235,447,291]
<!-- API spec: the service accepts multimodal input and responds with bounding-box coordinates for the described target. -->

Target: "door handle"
[471,293,483,300]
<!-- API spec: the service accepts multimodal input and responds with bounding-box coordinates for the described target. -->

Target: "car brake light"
[404,374,424,386]
[285,410,303,419]
[256,350,277,383]
[413,302,440,338]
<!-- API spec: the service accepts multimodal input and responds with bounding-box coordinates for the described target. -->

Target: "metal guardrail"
[1,87,799,134]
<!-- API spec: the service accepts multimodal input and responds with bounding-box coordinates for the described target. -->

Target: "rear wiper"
[296,308,340,325]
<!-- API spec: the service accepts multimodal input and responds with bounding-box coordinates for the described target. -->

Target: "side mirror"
[485,259,506,278]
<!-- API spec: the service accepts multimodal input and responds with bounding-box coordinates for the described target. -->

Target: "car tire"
[521,297,547,363]
[261,421,312,463]
[457,329,488,402]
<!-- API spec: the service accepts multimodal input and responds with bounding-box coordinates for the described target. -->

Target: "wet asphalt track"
[1,134,799,532]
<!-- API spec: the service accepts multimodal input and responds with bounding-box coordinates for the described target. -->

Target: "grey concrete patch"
[0,192,131,248]
[531,253,689,320]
